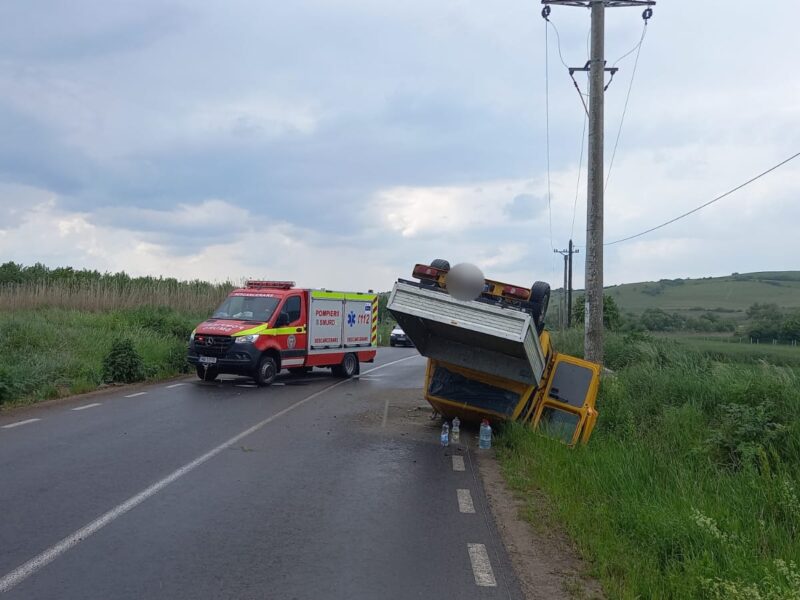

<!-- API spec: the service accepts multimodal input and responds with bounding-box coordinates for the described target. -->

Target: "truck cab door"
[280,294,308,356]
[532,353,600,445]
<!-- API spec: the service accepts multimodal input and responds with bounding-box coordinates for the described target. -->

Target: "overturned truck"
[387,261,601,445]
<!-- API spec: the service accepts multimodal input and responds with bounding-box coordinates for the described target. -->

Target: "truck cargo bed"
[387,281,546,385]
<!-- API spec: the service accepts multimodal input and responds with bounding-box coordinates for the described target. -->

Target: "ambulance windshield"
[212,295,280,322]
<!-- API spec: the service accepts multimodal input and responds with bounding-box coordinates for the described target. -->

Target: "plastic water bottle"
[451,417,460,443]
[440,421,450,447]
[479,419,492,449]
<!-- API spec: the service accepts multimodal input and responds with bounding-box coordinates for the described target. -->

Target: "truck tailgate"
[387,281,546,385]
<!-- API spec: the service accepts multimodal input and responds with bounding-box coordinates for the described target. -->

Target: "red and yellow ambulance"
[188,281,378,385]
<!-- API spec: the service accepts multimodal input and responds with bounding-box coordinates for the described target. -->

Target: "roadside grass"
[0,307,205,408]
[497,332,800,599]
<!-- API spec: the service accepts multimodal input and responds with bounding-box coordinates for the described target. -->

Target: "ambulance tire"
[529,281,551,332]
[333,353,359,378]
[255,355,278,386]
[196,365,219,381]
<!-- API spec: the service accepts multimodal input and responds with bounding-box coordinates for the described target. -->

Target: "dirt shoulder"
[477,451,604,600]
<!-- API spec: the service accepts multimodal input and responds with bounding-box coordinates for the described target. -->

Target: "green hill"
[551,271,800,322]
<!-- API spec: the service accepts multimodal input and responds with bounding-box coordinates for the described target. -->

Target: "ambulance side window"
[284,296,302,324]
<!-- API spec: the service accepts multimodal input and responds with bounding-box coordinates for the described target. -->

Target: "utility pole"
[555,242,579,328]
[541,0,654,364]
[568,239,578,327]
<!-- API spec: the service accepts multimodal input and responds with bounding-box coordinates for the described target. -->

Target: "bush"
[706,402,788,470]
[102,338,145,383]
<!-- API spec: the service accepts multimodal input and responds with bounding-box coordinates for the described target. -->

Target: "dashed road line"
[0,374,363,594]
[1,419,41,430]
[71,403,102,411]
[124,392,147,398]
[166,383,185,389]
[457,489,476,514]
[381,398,389,428]
[452,455,465,471]
[467,543,497,587]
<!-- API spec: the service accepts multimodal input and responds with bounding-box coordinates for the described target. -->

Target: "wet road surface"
[0,348,523,599]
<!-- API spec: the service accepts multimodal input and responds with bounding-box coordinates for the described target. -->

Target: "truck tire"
[333,353,359,378]
[430,259,451,271]
[255,355,278,386]
[529,281,551,332]
[196,365,219,381]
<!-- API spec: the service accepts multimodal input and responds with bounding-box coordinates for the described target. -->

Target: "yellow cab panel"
[532,353,600,446]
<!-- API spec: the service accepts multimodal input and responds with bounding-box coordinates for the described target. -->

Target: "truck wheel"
[255,355,278,386]
[334,353,359,378]
[430,259,451,272]
[196,365,219,381]
[529,281,551,331]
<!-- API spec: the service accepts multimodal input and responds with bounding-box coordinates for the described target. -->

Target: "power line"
[570,111,587,240]
[605,19,648,192]
[610,22,647,68]
[544,14,555,253]
[605,150,800,245]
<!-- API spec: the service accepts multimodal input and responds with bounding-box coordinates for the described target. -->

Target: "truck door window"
[284,296,302,324]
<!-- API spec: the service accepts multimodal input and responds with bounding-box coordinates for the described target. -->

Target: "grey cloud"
[504,194,547,222]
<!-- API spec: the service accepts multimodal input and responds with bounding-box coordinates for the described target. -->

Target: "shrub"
[102,338,145,383]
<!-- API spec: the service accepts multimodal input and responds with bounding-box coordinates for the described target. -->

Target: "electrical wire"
[570,111,588,241]
[605,151,800,245]
[605,21,648,192]
[570,18,592,242]
[544,17,555,253]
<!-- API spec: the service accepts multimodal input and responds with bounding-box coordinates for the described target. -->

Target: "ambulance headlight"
[235,334,260,344]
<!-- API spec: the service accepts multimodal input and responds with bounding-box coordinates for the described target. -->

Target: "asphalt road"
[0,348,523,599]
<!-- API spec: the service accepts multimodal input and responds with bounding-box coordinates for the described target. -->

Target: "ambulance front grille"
[195,335,233,357]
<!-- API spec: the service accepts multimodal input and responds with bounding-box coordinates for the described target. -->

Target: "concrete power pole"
[541,0,654,364]
[555,243,579,328]
[567,239,578,327]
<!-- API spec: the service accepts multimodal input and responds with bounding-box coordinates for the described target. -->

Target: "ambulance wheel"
[196,365,219,381]
[529,281,551,332]
[255,355,278,386]
[333,353,359,378]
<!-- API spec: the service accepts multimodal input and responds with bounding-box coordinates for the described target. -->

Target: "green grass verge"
[0,307,205,407]
[496,332,800,599]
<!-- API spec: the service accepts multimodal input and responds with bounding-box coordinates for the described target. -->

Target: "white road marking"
[467,543,497,587]
[71,403,101,411]
[452,455,465,471]
[457,489,476,513]
[166,383,185,389]
[2,377,347,591]
[1,419,41,429]
[236,384,257,388]
[272,382,286,387]
[381,398,389,428]
[363,354,422,374]
[0,352,422,594]
[124,392,146,398]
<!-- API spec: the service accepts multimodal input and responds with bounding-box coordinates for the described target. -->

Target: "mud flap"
[532,353,600,445]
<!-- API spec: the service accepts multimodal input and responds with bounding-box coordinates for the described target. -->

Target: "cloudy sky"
[0,1,798,292]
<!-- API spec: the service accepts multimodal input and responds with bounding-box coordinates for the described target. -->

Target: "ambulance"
[188,281,378,386]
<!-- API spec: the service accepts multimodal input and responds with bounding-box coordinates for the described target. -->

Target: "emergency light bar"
[246,280,295,289]
[412,264,443,280]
